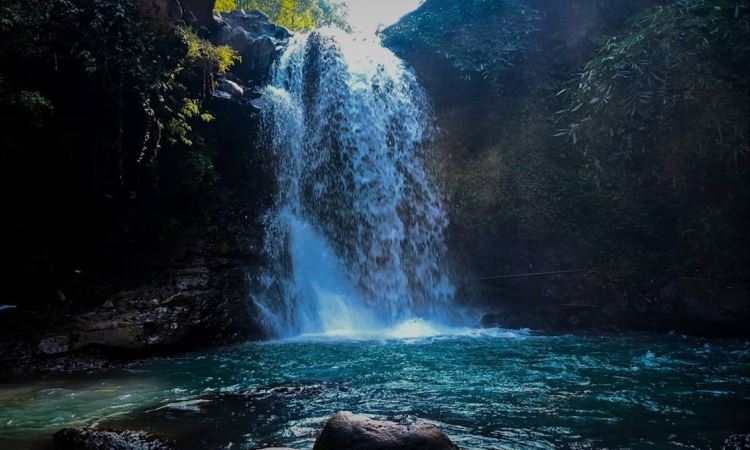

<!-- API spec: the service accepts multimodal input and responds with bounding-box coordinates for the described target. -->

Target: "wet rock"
[228,27,253,53]
[213,89,234,100]
[219,10,290,40]
[218,78,245,98]
[0,261,264,378]
[53,427,176,450]
[213,10,290,84]
[313,411,459,450]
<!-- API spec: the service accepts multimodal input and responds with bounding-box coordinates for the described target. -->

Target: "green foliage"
[0,82,53,125]
[555,0,750,267]
[214,0,234,12]
[0,0,238,199]
[165,138,220,193]
[214,0,348,31]
[405,0,748,272]
[184,27,240,75]
[383,0,539,84]
[557,0,749,173]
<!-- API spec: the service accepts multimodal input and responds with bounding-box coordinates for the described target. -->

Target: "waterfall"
[255,28,454,338]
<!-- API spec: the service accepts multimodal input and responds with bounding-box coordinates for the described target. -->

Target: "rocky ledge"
[0,197,267,379]
[0,263,260,378]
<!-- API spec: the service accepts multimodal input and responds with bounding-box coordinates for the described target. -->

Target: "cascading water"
[255,28,454,338]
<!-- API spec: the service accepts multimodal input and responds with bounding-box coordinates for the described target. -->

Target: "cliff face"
[384,0,749,337]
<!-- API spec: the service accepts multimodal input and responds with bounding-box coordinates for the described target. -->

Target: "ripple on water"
[0,334,748,450]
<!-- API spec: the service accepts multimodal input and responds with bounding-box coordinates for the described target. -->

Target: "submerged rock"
[313,412,459,450]
[53,427,176,450]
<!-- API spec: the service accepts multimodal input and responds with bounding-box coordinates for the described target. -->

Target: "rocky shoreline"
[52,412,461,450]
[0,259,260,379]
[34,408,750,450]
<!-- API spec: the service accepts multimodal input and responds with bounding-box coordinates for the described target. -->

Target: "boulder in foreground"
[313,411,459,450]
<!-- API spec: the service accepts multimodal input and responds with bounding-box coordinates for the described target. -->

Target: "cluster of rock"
[53,412,460,450]
[0,264,262,376]
[51,413,750,449]
[207,10,290,128]
[214,10,291,87]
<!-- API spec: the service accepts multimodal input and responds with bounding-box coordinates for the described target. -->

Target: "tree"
[382,0,540,87]
[214,0,347,31]
[556,0,750,267]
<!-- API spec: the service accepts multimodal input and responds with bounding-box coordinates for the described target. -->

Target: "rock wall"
[384,0,750,337]
[0,196,267,378]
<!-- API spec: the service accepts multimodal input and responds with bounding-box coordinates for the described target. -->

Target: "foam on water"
[280,319,531,343]
[255,28,455,338]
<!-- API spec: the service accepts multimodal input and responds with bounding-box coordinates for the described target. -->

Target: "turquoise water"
[1,332,749,449]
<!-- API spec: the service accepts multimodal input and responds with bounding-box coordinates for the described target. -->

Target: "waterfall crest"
[256,28,454,338]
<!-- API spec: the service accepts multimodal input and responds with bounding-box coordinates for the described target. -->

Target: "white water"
[255,29,454,338]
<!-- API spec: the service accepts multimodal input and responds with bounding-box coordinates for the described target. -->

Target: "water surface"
[1,332,748,449]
